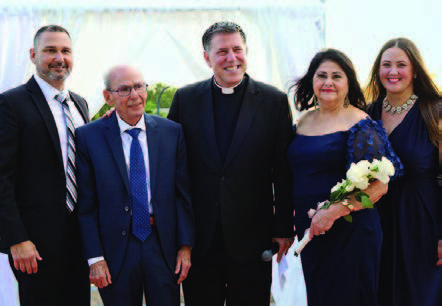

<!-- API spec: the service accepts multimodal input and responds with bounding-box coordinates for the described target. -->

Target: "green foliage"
[91,82,177,121]
[91,103,111,121]
[330,189,343,203]
[356,191,373,208]
[147,82,178,109]
[343,215,353,222]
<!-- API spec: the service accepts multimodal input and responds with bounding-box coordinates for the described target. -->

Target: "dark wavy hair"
[366,37,439,146]
[202,21,246,52]
[292,49,366,111]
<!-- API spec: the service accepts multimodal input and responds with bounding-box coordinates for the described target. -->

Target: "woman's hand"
[309,202,351,239]
[309,207,337,238]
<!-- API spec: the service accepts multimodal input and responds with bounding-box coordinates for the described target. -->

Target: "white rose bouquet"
[294,157,395,256]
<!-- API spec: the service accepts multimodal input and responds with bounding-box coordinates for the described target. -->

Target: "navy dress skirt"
[288,117,402,306]
[369,100,442,306]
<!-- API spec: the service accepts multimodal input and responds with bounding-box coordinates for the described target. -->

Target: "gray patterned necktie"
[55,93,76,212]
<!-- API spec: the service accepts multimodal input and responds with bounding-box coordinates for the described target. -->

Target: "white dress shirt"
[88,112,152,266]
[34,74,85,173]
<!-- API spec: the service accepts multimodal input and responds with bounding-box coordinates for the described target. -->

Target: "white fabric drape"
[0,254,18,306]
[0,7,87,92]
[0,3,324,305]
[1,3,324,115]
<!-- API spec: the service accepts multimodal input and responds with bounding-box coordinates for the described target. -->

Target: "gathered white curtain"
[0,2,324,305]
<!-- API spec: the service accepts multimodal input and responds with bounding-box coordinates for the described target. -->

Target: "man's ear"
[203,51,212,68]
[30,48,36,64]
[103,90,113,106]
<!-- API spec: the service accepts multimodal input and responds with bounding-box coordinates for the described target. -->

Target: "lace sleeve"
[346,117,404,180]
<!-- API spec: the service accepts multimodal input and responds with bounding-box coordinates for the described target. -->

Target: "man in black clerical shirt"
[168,21,294,306]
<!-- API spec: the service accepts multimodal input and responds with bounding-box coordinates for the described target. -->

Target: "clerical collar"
[213,77,244,94]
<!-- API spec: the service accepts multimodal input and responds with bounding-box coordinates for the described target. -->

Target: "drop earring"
[344,95,350,108]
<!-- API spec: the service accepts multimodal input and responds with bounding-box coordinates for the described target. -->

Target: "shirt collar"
[116,111,146,134]
[34,74,69,102]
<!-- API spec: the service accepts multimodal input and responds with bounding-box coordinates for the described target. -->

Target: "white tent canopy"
[0,0,325,115]
[1,0,321,10]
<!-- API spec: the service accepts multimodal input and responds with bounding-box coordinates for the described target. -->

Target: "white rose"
[331,179,346,192]
[345,183,355,192]
[379,157,395,176]
[347,161,371,190]
[347,161,370,181]
[370,157,395,184]
[351,176,370,190]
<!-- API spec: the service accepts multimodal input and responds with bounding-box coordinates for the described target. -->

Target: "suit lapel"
[223,78,260,170]
[144,114,159,195]
[27,77,64,166]
[104,113,130,192]
[69,92,89,123]
[198,79,223,168]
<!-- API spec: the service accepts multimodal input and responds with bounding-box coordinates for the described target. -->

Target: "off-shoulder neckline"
[295,116,372,137]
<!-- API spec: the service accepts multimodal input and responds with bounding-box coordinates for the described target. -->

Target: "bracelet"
[340,199,355,212]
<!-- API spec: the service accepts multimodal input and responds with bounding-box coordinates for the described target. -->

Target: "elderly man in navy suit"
[76,65,195,306]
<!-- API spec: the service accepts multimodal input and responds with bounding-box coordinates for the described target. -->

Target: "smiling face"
[379,47,414,97]
[104,67,147,126]
[203,33,247,87]
[313,60,349,107]
[30,31,73,90]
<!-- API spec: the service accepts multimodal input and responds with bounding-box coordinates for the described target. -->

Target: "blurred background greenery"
[91,82,177,120]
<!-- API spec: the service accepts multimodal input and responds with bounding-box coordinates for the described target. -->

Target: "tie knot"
[55,93,68,104]
[126,128,141,139]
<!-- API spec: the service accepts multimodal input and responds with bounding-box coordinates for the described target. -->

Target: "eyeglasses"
[108,83,148,97]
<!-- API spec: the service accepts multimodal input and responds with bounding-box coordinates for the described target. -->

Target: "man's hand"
[437,240,442,267]
[175,245,192,284]
[101,107,115,118]
[90,260,112,288]
[10,240,42,274]
[273,237,294,263]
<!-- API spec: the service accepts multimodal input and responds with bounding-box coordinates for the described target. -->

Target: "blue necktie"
[126,128,151,242]
[54,93,76,212]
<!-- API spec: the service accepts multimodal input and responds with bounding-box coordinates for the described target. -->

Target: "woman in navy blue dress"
[288,49,402,306]
[366,38,442,306]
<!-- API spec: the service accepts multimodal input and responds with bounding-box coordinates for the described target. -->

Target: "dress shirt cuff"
[88,256,105,266]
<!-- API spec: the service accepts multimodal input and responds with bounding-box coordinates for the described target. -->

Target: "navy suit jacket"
[75,112,194,280]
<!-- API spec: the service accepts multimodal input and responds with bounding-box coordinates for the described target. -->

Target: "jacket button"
[220,176,226,181]
[215,201,220,207]
[122,231,127,236]
[124,206,130,212]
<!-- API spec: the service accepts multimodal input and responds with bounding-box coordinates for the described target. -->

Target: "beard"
[39,63,72,82]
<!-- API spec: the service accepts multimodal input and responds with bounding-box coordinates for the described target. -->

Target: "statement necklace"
[383,94,418,115]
